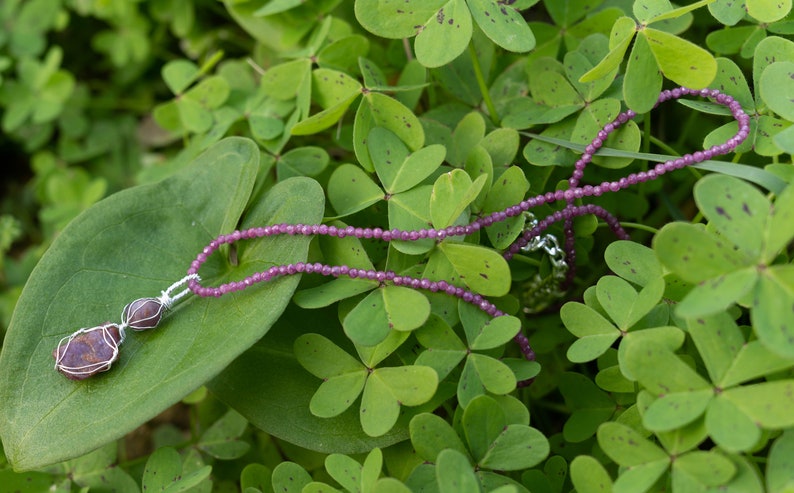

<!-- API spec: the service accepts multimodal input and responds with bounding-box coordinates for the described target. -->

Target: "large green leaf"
[0,138,322,470]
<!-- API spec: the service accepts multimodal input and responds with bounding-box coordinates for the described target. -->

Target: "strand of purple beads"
[185,87,751,367]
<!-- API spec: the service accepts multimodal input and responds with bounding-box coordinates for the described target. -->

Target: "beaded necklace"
[53,87,751,380]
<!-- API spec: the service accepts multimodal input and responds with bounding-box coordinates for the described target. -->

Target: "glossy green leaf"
[438,242,511,296]
[327,164,384,217]
[360,366,438,437]
[467,0,535,53]
[752,268,794,358]
[598,422,668,467]
[354,0,447,38]
[695,174,769,259]
[436,449,480,493]
[653,222,754,283]
[0,138,320,470]
[570,455,613,493]
[415,0,473,68]
[676,268,758,319]
[642,28,717,88]
[624,33,662,113]
[705,396,761,452]
[410,412,469,462]
[723,380,794,428]
[768,430,794,493]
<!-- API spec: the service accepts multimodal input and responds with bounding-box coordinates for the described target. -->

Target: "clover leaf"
[416,303,531,407]
[355,0,535,68]
[295,333,438,437]
[597,421,736,493]
[410,395,549,477]
[655,175,794,357]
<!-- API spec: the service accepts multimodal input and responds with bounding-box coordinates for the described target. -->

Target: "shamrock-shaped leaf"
[560,372,617,442]
[369,127,446,194]
[197,409,250,459]
[272,462,312,493]
[142,447,212,493]
[343,286,431,346]
[438,242,511,296]
[295,333,438,437]
[411,395,548,473]
[768,430,794,493]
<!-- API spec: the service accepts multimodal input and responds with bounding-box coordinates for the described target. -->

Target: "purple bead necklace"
[53,87,751,380]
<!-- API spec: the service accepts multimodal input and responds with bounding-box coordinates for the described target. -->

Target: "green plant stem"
[602,221,658,234]
[468,42,499,124]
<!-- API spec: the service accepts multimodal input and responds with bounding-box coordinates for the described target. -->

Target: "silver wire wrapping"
[520,213,569,314]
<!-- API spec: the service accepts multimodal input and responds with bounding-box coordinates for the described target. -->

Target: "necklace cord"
[54,87,751,380]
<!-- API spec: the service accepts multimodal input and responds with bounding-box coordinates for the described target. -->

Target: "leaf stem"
[468,42,499,124]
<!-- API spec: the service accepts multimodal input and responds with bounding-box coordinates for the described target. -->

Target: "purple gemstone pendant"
[122,298,165,331]
[53,324,123,380]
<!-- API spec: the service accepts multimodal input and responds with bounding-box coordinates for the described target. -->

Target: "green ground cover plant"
[0,0,793,492]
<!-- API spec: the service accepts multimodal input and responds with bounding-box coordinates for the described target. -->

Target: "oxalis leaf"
[0,137,324,470]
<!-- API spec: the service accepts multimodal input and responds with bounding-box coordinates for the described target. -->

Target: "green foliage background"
[0,0,793,492]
